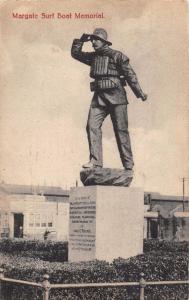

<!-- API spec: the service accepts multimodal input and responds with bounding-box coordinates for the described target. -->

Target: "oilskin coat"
[71,39,145,169]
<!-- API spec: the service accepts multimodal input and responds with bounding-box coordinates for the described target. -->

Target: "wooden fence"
[0,268,188,300]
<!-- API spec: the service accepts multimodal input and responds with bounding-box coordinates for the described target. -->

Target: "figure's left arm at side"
[116,52,147,101]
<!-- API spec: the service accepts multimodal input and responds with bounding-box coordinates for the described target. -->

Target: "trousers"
[86,103,134,169]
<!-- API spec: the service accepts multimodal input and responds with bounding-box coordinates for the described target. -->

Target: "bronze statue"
[71,28,147,171]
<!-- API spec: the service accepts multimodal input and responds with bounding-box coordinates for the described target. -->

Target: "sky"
[0,0,188,195]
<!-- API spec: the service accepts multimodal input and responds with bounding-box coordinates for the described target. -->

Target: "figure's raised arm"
[71,35,94,66]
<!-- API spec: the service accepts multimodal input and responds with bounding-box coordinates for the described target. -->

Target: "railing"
[0,268,188,300]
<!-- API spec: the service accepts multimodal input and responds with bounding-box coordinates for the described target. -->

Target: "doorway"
[14,213,24,238]
[150,219,158,239]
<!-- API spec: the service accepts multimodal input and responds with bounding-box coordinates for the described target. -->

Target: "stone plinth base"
[80,168,133,187]
[69,186,143,262]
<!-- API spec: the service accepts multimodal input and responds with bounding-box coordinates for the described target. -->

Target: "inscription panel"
[69,189,96,261]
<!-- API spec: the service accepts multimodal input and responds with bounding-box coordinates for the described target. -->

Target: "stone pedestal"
[69,186,144,262]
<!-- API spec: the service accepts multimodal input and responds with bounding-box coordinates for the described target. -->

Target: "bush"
[0,239,68,262]
[1,238,188,264]
[144,239,189,253]
[0,249,188,300]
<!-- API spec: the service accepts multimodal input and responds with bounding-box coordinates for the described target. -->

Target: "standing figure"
[71,28,147,171]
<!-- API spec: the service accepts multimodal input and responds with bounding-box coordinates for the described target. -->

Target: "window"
[0,213,10,238]
[29,214,34,227]
[47,214,53,227]
[35,214,40,227]
[41,215,47,227]
[28,213,53,228]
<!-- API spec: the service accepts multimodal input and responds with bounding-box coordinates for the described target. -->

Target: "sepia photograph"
[0,0,188,299]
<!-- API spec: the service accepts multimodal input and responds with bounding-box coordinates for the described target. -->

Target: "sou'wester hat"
[90,28,112,46]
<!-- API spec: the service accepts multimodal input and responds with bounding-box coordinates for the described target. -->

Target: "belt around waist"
[94,77,126,86]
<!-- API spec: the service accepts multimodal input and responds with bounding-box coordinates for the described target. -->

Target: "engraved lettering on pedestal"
[70,195,96,253]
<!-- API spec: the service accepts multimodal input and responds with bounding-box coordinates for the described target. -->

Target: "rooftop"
[145,192,189,202]
[0,183,70,197]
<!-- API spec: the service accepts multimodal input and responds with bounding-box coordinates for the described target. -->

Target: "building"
[0,184,188,242]
[0,184,69,240]
[144,192,189,241]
